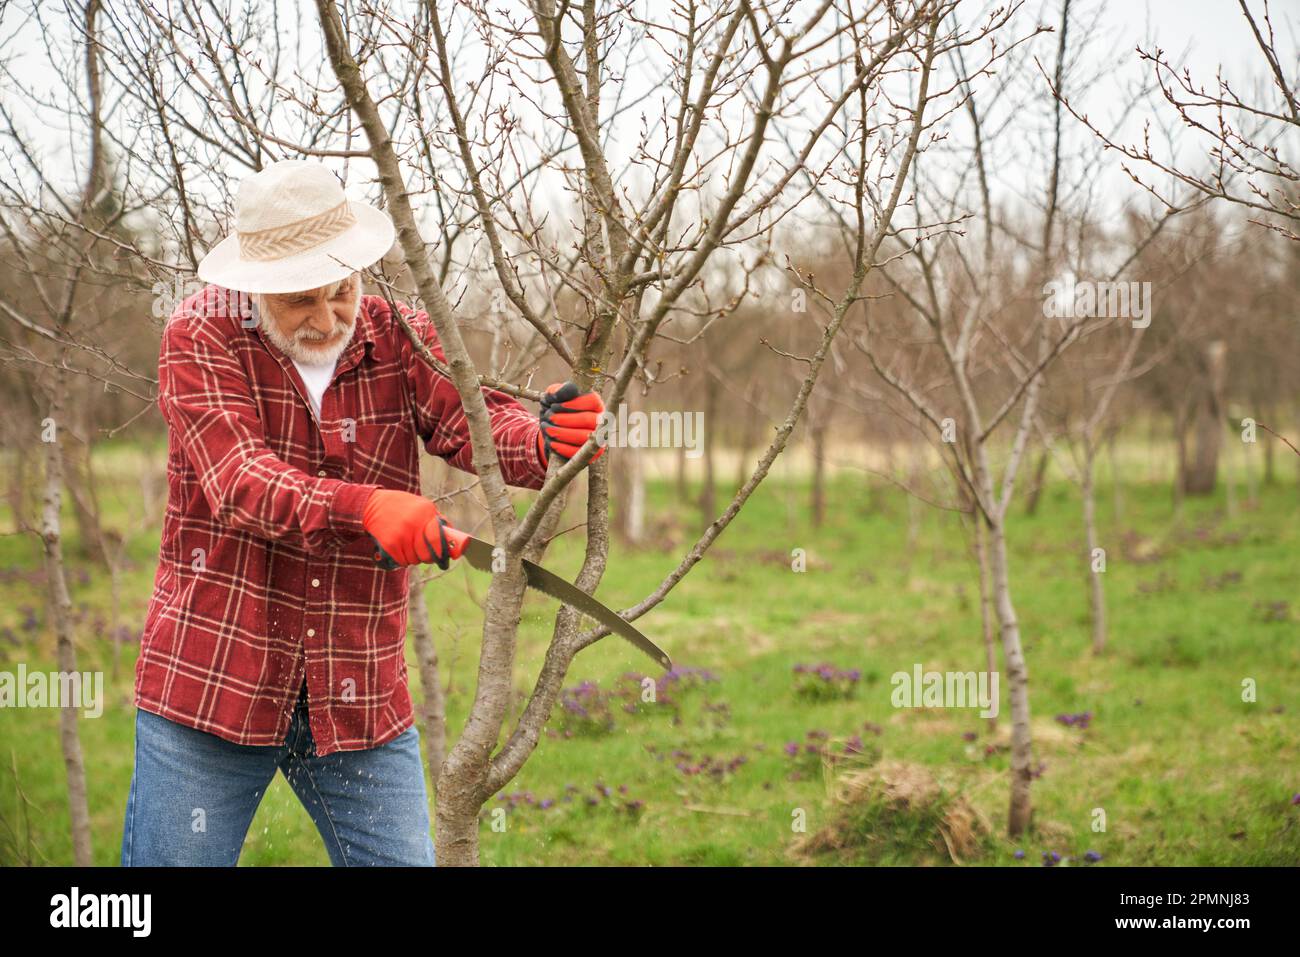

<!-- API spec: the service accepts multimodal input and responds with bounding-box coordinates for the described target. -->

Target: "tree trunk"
[105,529,124,681]
[1173,401,1188,521]
[40,382,94,867]
[810,420,827,528]
[6,431,32,532]
[986,513,1033,837]
[1289,403,1300,494]
[61,428,107,564]
[622,446,645,545]
[616,388,645,544]
[1262,404,1275,485]
[1023,448,1050,516]
[1107,431,1124,525]
[1082,447,1106,654]
[675,441,688,503]
[1225,442,1238,519]
[1242,423,1257,508]
[409,576,447,784]
[904,447,922,573]
[734,388,760,492]
[699,376,719,530]
[433,563,531,866]
[1183,340,1227,496]
[973,518,997,730]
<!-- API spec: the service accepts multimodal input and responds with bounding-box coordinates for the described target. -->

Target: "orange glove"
[537,381,606,465]
[362,489,450,569]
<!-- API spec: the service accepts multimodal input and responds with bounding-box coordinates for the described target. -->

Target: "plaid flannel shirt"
[135,284,548,754]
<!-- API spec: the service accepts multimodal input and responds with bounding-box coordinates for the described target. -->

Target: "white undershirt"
[292,358,337,420]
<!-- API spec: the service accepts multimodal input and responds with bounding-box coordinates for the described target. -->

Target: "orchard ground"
[1,441,1297,866]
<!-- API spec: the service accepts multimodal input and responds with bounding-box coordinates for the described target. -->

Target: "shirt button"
[317,470,327,477]
[306,628,316,637]
[312,578,321,587]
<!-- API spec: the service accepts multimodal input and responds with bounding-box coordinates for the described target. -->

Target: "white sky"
[0,0,1291,259]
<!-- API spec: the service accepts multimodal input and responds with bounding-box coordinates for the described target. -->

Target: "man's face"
[256,274,361,366]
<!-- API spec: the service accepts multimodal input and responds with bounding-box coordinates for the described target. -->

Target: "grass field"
[1,452,1298,866]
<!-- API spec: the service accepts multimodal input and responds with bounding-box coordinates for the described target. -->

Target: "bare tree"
[823,0,1082,836]
[1058,1,1300,243]
[309,0,968,862]
[0,0,1026,864]
[0,0,127,867]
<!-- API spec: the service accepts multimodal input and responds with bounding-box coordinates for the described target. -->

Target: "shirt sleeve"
[157,311,378,552]
[390,302,548,490]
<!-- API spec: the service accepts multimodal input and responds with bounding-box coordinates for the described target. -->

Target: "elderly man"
[121,160,605,866]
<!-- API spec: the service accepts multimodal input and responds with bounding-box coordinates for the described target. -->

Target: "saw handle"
[442,523,470,560]
[370,519,468,570]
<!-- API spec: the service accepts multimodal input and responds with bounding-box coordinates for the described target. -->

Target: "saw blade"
[458,536,672,670]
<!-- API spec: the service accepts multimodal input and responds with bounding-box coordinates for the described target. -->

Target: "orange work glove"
[537,381,606,465]
[361,489,450,569]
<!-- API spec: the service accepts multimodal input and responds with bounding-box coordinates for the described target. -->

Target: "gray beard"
[256,301,357,366]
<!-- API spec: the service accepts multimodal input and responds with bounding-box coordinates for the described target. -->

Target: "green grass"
[1,446,1298,866]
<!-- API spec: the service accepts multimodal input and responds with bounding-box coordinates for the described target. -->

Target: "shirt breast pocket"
[347,419,417,487]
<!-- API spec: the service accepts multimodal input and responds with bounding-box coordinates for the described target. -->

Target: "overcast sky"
[0,0,1291,253]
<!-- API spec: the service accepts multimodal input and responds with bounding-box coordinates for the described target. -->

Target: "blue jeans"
[121,684,436,866]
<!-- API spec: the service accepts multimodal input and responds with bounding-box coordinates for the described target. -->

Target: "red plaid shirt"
[136,284,548,754]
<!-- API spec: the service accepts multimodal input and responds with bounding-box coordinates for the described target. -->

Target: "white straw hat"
[197,160,395,294]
